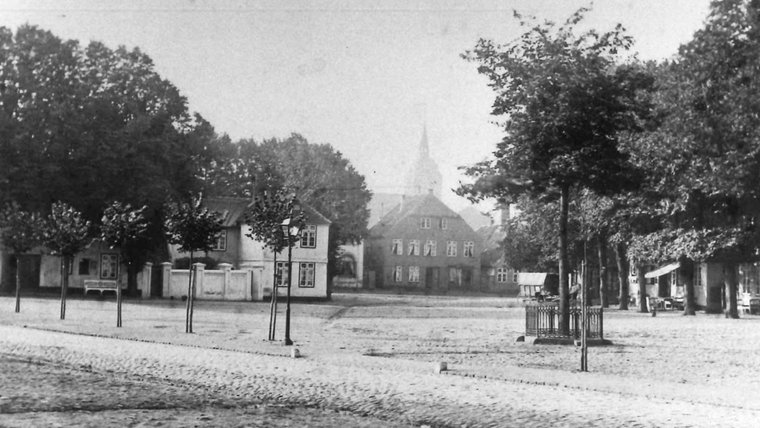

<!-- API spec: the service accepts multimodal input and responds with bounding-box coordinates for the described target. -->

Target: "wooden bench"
[84,280,120,296]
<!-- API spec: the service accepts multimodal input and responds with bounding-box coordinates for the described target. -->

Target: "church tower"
[404,125,443,198]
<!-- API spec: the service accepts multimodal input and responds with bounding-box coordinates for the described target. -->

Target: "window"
[440,217,448,229]
[299,263,315,288]
[449,267,462,286]
[513,271,519,283]
[424,240,437,257]
[78,258,91,275]
[391,239,403,255]
[694,264,703,287]
[409,266,420,282]
[420,217,431,229]
[446,241,457,257]
[408,239,420,256]
[464,241,474,257]
[212,230,227,251]
[300,225,317,248]
[276,262,288,287]
[496,267,508,283]
[100,254,119,280]
[393,266,403,282]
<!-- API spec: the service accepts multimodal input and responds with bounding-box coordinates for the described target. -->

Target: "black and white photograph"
[0,0,758,426]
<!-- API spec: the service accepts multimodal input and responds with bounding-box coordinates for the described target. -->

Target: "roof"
[369,193,466,237]
[367,192,404,228]
[645,262,680,279]
[517,272,549,286]
[204,197,251,227]
[204,197,331,227]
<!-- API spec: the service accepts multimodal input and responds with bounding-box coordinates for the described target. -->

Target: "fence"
[525,303,604,339]
[161,262,263,301]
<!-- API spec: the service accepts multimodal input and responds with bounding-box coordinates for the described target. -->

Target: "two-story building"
[169,197,331,299]
[365,192,482,290]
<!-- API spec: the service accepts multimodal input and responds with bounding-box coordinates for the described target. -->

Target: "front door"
[17,254,41,290]
[425,267,439,289]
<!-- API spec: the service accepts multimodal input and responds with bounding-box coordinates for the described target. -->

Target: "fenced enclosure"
[525,303,604,339]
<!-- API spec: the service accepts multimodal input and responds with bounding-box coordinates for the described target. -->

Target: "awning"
[644,263,680,279]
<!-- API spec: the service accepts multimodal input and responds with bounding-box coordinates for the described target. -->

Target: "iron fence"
[525,303,604,339]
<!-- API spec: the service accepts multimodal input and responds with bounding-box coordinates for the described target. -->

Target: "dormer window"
[420,217,431,229]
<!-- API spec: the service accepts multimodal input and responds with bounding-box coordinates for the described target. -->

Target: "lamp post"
[280,202,302,346]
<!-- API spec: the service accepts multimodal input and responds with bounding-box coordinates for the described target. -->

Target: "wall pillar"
[161,262,172,298]
[219,263,232,299]
[193,263,205,298]
[140,262,153,299]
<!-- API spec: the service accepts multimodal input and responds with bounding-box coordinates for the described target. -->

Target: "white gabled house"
[167,197,331,300]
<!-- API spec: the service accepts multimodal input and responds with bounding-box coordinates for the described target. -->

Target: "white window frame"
[446,241,457,257]
[393,266,403,282]
[408,239,420,256]
[212,230,227,251]
[695,264,703,287]
[513,271,519,283]
[409,266,420,282]
[300,225,317,248]
[420,217,431,229]
[424,240,437,257]
[100,253,119,280]
[298,262,315,288]
[464,241,474,257]
[440,217,448,230]
[391,239,403,255]
[496,267,508,283]
[276,261,288,287]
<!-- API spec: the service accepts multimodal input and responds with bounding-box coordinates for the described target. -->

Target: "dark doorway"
[17,254,41,290]
[425,267,440,289]
[462,268,473,289]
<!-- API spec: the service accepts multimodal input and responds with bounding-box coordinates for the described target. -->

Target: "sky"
[0,0,714,213]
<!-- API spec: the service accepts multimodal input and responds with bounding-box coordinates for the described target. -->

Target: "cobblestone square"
[1,293,759,427]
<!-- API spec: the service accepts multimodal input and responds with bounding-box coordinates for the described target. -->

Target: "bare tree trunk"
[679,256,696,316]
[615,243,629,310]
[14,254,21,313]
[597,232,608,307]
[268,251,278,341]
[637,261,648,313]
[186,251,194,333]
[60,256,69,320]
[725,262,739,319]
[558,185,571,335]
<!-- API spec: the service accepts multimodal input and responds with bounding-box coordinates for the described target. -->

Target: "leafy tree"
[244,189,305,341]
[100,202,151,297]
[164,197,223,333]
[460,8,652,332]
[627,0,760,318]
[42,202,91,320]
[207,134,372,293]
[0,203,45,312]
[0,25,221,267]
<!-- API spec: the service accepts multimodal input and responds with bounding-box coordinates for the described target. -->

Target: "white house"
[168,197,331,300]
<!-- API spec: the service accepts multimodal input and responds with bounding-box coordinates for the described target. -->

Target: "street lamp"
[280,202,302,346]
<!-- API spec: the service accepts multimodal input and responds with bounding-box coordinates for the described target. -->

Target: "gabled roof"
[205,197,251,227]
[300,204,331,226]
[369,193,470,237]
[204,197,331,227]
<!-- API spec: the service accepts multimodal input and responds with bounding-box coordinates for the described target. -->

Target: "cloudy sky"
[1,0,713,212]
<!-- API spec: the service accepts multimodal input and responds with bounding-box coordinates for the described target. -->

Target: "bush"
[174,256,218,270]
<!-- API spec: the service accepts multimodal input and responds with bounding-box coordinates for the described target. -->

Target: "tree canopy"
[0,25,221,223]
[460,8,653,331]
